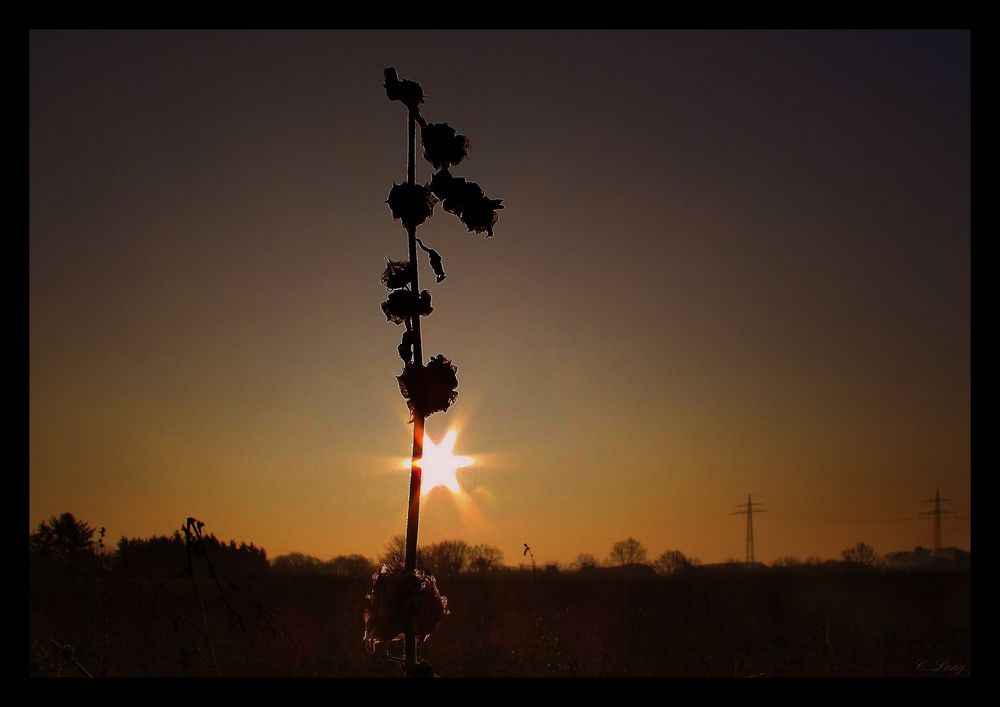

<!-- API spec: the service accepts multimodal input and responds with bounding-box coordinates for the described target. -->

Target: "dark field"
[29,568,970,678]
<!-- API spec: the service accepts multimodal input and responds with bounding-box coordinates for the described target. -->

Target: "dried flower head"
[428,171,503,237]
[396,354,459,418]
[386,183,437,230]
[381,259,415,290]
[381,289,433,325]
[460,195,504,238]
[383,67,425,112]
[421,123,471,171]
[363,561,449,652]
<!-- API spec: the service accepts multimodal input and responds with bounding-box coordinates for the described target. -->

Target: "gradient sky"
[30,30,970,565]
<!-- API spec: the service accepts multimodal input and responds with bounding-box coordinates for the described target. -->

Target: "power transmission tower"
[919,488,954,556]
[733,494,766,563]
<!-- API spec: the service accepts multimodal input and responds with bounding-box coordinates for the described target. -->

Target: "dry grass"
[28,567,969,677]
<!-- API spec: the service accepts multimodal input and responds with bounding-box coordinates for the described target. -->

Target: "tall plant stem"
[403,106,425,677]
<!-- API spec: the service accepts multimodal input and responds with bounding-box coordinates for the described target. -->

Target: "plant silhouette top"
[382,67,425,115]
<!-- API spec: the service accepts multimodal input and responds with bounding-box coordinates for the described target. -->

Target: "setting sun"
[414,430,473,495]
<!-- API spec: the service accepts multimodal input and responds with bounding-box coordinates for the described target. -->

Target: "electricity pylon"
[919,489,954,556]
[733,494,766,563]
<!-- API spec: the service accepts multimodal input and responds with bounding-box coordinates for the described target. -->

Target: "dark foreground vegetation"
[30,565,970,677]
[28,514,970,677]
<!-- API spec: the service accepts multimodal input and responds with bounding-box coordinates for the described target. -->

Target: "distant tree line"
[270,552,374,578]
[29,513,969,580]
[564,537,701,576]
[29,512,271,578]
[118,531,269,578]
[379,536,505,577]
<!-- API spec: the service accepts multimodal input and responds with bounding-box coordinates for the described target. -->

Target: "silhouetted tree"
[381,535,407,566]
[421,540,472,578]
[771,556,803,568]
[609,537,648,566]
[328,554,375,577]
[654,550,694,575]
[842,541,882,568]
[468,544,504,572]
[30,513,101,574]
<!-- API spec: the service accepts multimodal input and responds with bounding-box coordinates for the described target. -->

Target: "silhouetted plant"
[373,67,504,678]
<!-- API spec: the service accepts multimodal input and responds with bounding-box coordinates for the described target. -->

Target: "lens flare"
[414,429,473,495]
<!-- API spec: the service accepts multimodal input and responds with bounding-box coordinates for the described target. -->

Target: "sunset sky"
[30,30,970,565]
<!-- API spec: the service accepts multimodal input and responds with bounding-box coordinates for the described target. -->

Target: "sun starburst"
[414,429,473,495]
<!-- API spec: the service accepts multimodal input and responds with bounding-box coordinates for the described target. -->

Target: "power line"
[766,504,936,513]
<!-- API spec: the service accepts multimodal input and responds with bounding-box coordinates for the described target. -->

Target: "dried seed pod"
[381,259,415,290]
[386,183,437,230]
[460,195,504,238]
[383,67,425,112]
[429,171,503,236]
[421,123,471,171]
[363,561,449,652]
[381,289,433,325]
[396,354,459,418]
